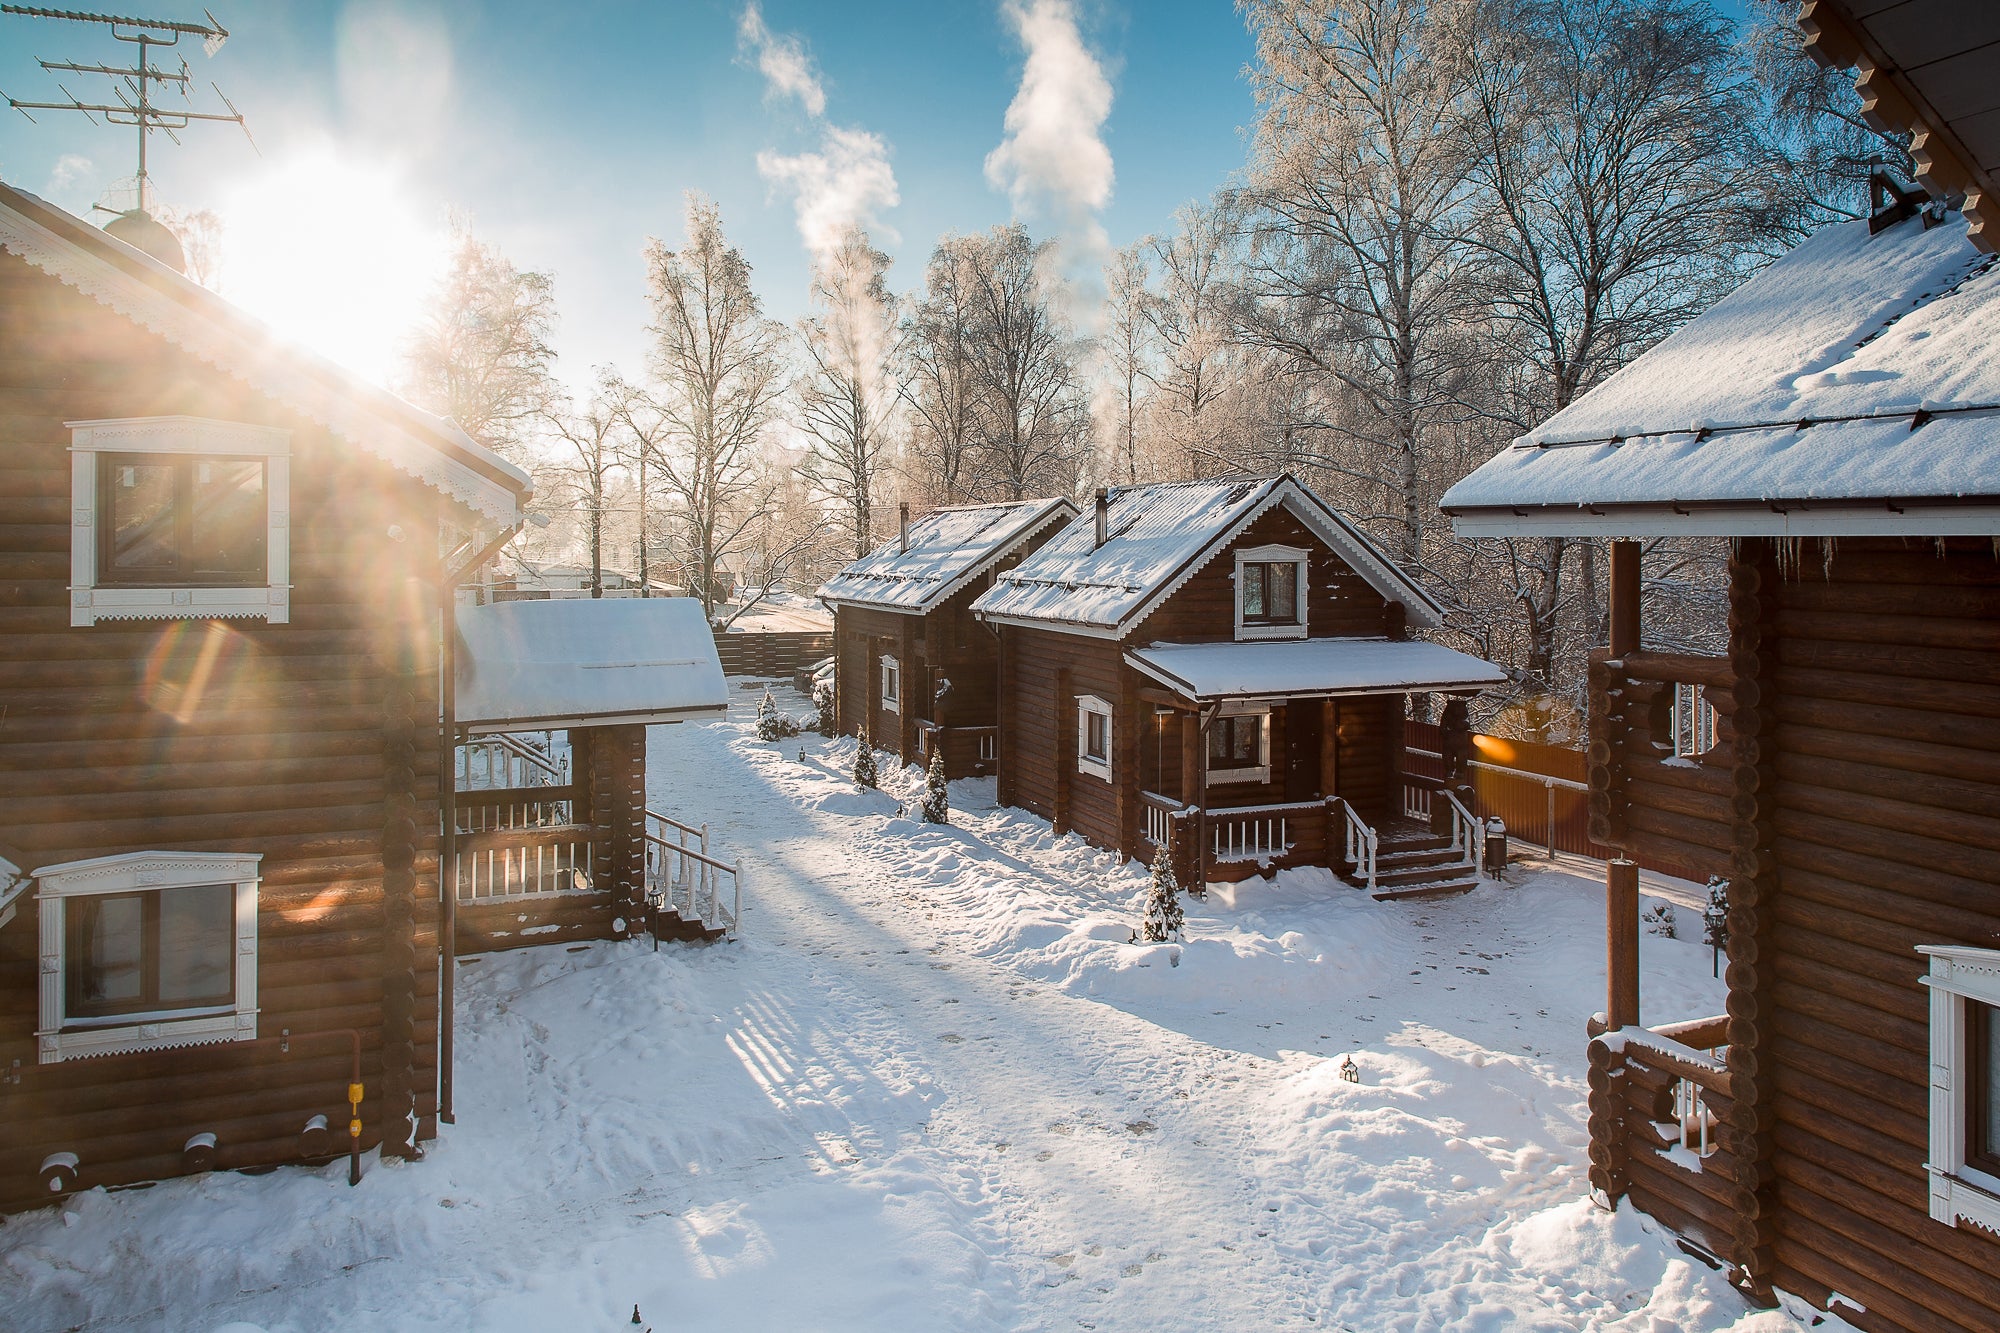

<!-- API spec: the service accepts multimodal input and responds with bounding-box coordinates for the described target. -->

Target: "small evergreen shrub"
[755,688,800,741]
[853,729,878,789]
[812,679,837,737]
[1643,898,1677,938]
[920,750,949,824]
[1140,847,1185,944]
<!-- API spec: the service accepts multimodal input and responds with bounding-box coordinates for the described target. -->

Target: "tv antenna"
[1,6,255,216]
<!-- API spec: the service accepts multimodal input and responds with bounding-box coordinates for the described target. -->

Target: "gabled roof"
[0,181,529,526]
[1442,212,2000,537]
[972,475,1441,637]
[455,597,726,734]
[817,497,1077,613]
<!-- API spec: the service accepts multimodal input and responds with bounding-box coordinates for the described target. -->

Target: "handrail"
[641,810,740,937]
[1338,799,1377,892]
[1206,797,1325,817]
[1438,786,1480,868]
[644,807,707,849]
[1139,789,1186,811]
[490,731,565,779]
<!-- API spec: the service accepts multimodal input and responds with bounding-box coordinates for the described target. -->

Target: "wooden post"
[1319,698,1339,800]
[898,617,918,766]
[996,631,1015,807]
[1606,857,1640,1029]
[1179,709,1203,890]
[1114,675,1135,860]
[1053,667,1073,835]
[1609,539,1641,659]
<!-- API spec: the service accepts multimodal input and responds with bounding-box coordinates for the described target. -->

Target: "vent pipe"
[1093,488,1109,549]
[899,503,910,554]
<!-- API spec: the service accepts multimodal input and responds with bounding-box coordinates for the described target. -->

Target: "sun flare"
[215,147,449,386]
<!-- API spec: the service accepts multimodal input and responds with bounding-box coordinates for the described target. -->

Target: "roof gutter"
[1446,495,2000,539]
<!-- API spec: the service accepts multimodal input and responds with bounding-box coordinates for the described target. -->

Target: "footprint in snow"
[938,1033,964,1043]
[1125,1121,1155,1136]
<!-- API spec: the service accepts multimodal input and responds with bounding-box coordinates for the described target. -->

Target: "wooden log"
[1775,691,2000,754]
[1776,607,2000,654]
[1609,541,1640,659]
[1607,859,1639,1029]
[1779,849,2000,937]
[1769,1004,1927,1088]
[1770,1055,1928,1154]
[1616,650,1734,689]
[1775,1194,2000,1333]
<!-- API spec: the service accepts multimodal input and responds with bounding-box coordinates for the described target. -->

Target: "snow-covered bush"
[1642,898,1677,938]
[756,688,800,741]
[920,750,949,824]
[1140,847,1184,943]
[853,730,879,789]
[812,679,837,737]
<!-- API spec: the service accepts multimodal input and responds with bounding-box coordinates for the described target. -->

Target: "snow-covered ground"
[2,684,1817,1332]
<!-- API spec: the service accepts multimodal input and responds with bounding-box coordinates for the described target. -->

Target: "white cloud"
[738,1,827,118]
[983,0,1115,266]
[758,126,900,258]
[47,153,93,193]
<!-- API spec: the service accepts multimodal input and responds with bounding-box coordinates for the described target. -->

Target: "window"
[881,655,901,713]
[977,732,997,763]
[1076,694,1113,781]
[1234,545,1309,641]
[69,417,292,627]
[1920,944,2000,1235]
[1208,706,1271,784]
[34,851,261,1064]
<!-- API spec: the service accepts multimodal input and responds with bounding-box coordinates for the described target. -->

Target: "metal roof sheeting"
[817,498,1076,613]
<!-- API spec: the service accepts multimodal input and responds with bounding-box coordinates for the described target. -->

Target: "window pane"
[187,460,266,579]
[1085,711,1108,760]
[1242,564,1266,617]
[1981,1001,2000,1166]
[72,894,145,1012]
[108,462,179,574]
[158,883,235,1005]
[1270,563,1298,621]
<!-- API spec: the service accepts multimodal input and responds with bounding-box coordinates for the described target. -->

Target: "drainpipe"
[1094,488,1109,549]
[437,523,522,1126]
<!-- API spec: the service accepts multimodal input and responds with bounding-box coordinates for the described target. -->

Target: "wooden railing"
[456,732,567,791]
[1209,799,1317,863]
[1586,1015,1741,1270]
[1336,799,1378,892]
[454,824,594,901]
[1402,776,1480,865]
[455,783,575,833]
[1140,790,1184,852]
[643,808,742,936]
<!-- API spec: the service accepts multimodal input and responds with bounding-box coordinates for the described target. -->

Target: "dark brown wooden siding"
[1132,506,1398,644]
[995,626,1129,851]
[0,248,448,1210]
[1753,538,2000,1333]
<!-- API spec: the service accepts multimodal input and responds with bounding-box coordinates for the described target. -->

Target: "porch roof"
[456,597,727,735]
[1126,637,1505,704]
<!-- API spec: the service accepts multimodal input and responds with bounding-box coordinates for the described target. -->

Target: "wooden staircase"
[1345,817,1482,901]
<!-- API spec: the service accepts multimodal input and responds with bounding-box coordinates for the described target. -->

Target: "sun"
[213,145,450,387]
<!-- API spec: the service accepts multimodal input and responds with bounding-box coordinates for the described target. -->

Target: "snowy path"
[1,686,1805,1332]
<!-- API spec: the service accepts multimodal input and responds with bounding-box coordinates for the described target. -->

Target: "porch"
[1125,638,1502,896]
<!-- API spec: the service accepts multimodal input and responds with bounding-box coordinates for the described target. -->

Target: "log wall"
[0,248,449,1209]
[1131,507,1400,644]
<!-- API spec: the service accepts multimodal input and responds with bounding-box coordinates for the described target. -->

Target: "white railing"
[1672,683,1719,758]
[1403,781,1431,822]
[455,787,574,833]
[1670,1075,1718,1159]
[454,826,594,901]
[1140,791,1184,850]
[1206,799,1318,864]
[1438,787,1480,866]
[1339,799,1378,892]
[457,732,567,791]
[643,808,742,937]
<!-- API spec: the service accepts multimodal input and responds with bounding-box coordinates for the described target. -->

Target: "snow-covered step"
[1370,862,1482,901]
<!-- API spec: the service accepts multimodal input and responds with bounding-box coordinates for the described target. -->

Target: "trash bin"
[1483,817,1508,876]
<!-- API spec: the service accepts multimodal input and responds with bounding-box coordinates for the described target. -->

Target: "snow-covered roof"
[818,498,1077,613]
[456,597,727,734]
[1127,638,1505,703]
[973,475,1441,637]
[0,182,529,526]
[1442,211,2000,536]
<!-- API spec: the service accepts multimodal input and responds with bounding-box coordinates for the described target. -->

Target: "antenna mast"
[1,5,254,215]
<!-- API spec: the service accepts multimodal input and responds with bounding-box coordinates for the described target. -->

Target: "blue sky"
[0,0,1261,386]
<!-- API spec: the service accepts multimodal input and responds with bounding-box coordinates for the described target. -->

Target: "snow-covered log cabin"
[972,476,1503,895]
[1441,8,2000,1313]
[0,182,537,1211]
[818,498,1075,778]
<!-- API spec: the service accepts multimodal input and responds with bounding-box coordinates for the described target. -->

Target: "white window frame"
[880,654,901,714]
[1208,702,1272,785]
[977,731,997,763]
[34,850,261,1065]
[1234,544,1309,642]
[1920,943,2000,1235]
[1076,694,1113,782]
[69,416,292,628]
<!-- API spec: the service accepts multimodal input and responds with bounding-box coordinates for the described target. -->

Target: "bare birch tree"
[1145,196,1260,480]
[900,236,985,507]
[641,195,787,616]
[962,224,1090,502]
[795,227,897,559]
[538,376,627,599]
[1099,241,1156,485]
[401,226,559,463]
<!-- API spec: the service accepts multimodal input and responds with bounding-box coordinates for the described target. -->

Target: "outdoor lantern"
[1703,878,1730,979]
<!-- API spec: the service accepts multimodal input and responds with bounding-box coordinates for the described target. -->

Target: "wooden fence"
[712,630,832,680]
[1405,719,1623,864]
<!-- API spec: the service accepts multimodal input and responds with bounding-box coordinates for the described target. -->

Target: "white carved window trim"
[1234,544,1309,641]
[1209,702,1272,785]
[69,416,292,628]
[881,655,901,713]
[34,850,261,1064]
[1920,944,2000,1236]
[1076,694,1113,782]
